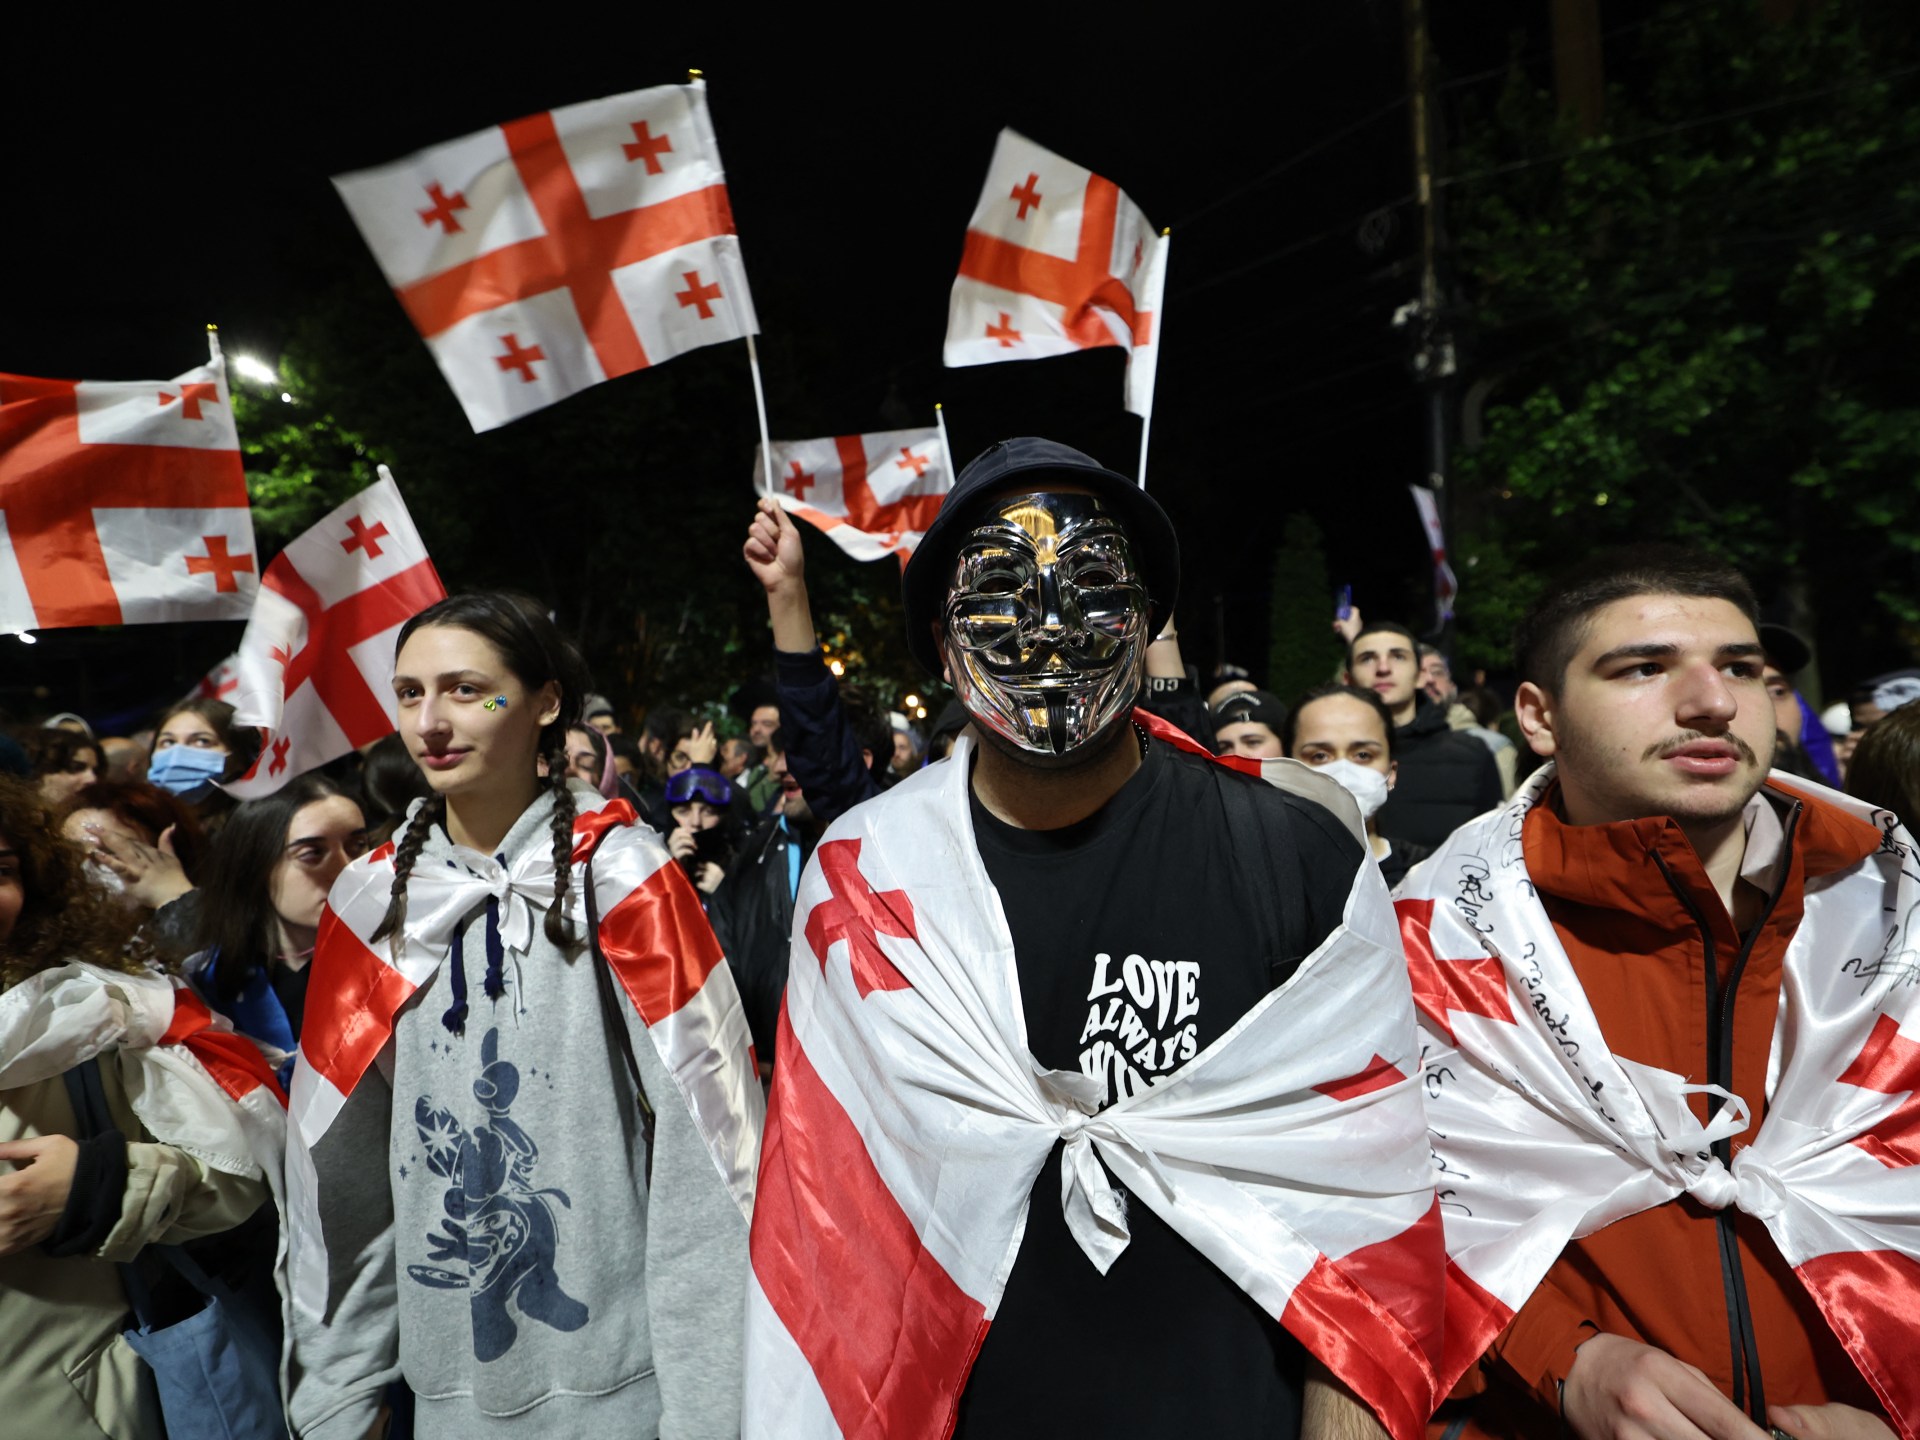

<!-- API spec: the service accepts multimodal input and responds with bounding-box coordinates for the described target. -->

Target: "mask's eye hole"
[972,568,1024,597]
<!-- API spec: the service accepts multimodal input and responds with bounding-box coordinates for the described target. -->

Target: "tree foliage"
[1268,513,1336,704]
[1444,0,1920,681]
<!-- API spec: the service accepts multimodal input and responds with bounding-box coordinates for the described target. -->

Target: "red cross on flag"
[0,358,257,633]
[224,468,445,798]
[753,428,952,568]
[943,130,1170,420]
[332,80,758,434]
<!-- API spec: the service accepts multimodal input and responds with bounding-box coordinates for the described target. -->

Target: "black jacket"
[774,647,884,829]
[1377,699,1504,850]
[707,814,813,1063]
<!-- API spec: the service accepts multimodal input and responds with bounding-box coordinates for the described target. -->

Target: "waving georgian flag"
[755,428,951,567]
[744,713,1449,1440]
[1408,484,1457,624]
[943,130,1169,420]
[332,80,758,433]
[225,469,444,798]
[0,358,257,632]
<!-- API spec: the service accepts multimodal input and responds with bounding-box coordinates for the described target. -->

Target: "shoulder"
[1160,745,1366,862]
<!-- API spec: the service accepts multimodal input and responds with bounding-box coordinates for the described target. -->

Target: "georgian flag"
[754,428,951,566]
[1394,767,1920,1432]
[224,469,444,798]
[943,129,1169,420]
[1409,484,1457,624]
[333,80,758,433]
[286,798,763,1319]
[744,712,1450,1440]
[0,358,257,632]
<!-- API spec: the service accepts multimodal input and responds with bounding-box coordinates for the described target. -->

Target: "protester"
[18,726,101,808]
[1845,696,1920,837]
[1417,643,1456,706]
[744,439,1439,1440]
[1211,688,1288,759]
[98,735,148,782]
[284,591,760,1440]
[58,778,203,921]
[705,730,816,1067]
[581,692,619,735]
[1285,683,1431,887]
[1339,612,1503,847]
[718,735,754,781]
[148,698,257,834]
[886,713,922,778]
[0,776,279,1440]
[1399,546,1908,1437]
[189,773,368,1062]
[663,763,736,894]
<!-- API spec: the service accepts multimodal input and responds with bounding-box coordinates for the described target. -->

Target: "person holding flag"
[284,592,762,1439]
[743,439,1447,1440]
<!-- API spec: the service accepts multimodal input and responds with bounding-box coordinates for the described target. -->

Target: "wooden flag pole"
[206,322,223,364]
[935,402,957,481]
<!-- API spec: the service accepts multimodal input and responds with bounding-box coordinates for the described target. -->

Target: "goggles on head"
[665,765,734,810]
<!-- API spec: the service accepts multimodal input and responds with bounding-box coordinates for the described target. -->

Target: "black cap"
[900,437,1180,677]
[1213,689,1289,734]
[1757,623,1811,677]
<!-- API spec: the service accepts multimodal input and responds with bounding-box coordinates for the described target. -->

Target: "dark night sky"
[2,7,1551,719]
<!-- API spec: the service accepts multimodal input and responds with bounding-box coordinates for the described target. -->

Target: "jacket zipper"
[1651,797,1799,1424]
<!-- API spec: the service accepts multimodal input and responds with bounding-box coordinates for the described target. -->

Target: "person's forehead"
[1352,631,1413,655]
[161,711,216,732]
[1295,694,1389,744]
[289,795,363,834]
[752,705,778,719]
[1573,593,1759,659]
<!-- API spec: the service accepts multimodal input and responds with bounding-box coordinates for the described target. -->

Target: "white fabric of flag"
[1408,484,1457,622]
[752,427,950,565]
[332,82,757,433]
[943,129,1168,419]
[744,715,1451,1440]
[1394,766,1920,1430]
[225,470,444,798]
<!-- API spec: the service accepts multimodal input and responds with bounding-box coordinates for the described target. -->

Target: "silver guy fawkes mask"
[939,491,1150,757]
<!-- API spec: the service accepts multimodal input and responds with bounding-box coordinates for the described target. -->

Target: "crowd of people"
[1,434,1916,1440]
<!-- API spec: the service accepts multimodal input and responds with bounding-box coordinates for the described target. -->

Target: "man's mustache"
[1642,731,1760,764]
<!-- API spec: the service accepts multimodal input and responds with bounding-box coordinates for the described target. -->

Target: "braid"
[371,797,444,947]
[544,750,579,949]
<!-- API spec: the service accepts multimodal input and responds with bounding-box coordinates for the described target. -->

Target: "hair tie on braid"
[544,760,579,950]
[372,796,444,948]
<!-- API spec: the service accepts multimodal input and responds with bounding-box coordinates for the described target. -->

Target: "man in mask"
[742,439,1446,1440]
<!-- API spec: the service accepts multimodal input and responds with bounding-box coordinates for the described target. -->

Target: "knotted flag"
[0,358,257,632]
[943,130,1168,420]
[333,80,757,433]
[754,428,951,566]
[225,469,443,798]
[1394,767,1920,1432]
[744,714,1449,1440]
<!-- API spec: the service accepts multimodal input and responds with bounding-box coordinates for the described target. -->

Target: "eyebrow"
[392,670,491,686]
[1591,641,1765,668]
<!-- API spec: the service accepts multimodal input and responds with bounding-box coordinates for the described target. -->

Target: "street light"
[232,354,279,386]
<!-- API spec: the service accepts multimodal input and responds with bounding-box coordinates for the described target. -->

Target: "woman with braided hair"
[284,592,762,1440]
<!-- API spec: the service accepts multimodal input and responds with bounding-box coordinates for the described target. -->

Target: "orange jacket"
[1458,779,1883,1436]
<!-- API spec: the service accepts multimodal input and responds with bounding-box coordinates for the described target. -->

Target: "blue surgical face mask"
[147,744,227,796]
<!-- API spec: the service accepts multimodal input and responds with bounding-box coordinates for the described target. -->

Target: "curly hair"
[17,727,101,781]
[58,779,208,884]
[0,777,150,989]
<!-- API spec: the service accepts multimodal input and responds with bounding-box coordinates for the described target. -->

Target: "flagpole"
[1137,228,1170,490]
[206,322,222,364]
[935,402,956,481]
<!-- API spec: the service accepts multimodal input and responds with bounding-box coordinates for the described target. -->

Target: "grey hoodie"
[287,789,749,1438]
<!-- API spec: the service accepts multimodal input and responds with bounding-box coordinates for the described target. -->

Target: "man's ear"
[1513,681,1558,758]
[1341,667,1354,686]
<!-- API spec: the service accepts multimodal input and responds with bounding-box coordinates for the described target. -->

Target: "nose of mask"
[147,746,227,796]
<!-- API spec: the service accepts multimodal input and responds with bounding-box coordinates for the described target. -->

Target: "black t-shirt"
[952,733,1363,1440]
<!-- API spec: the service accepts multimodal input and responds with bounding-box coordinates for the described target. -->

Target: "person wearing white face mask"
[1285,683,1433,889]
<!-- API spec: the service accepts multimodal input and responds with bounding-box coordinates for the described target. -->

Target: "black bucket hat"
[900,437,1180,678]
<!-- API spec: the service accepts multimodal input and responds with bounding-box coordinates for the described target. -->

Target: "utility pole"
[1400,0,1456,638]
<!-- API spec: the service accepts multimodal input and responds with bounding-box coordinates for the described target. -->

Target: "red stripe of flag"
[1279,1200,1446,1440]
[1795,1248,1920,1437]
[956,175,1144,350]
[598,860,727,1024]
[301,903,416,1098]
[162,988,287,1105]
[752,1002,988,1440]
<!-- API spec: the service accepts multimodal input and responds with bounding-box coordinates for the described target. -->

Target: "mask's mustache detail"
[1642,731,1759,764]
